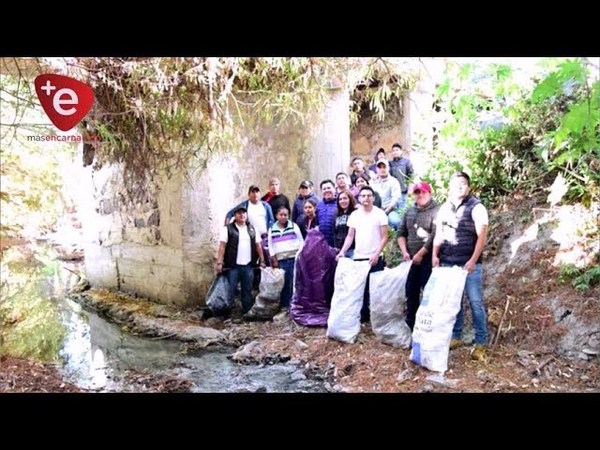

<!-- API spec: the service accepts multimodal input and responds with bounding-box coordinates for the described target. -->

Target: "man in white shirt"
[225,185,274,237]
[216,206,266,314]
[432,171,489,361]
[337,186,389,322]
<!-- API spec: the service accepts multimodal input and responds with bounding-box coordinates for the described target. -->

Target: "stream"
[2,244,327,393]
[59,297,327,393]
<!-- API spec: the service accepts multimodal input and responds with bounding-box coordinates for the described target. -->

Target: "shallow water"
[58,296,326,393]
[2,244,326,393]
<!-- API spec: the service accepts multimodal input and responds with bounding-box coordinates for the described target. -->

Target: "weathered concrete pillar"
[401,94,412,151]
[308,79,350,187]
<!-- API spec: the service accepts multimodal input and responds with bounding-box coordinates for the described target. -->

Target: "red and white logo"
[34,74,94,132]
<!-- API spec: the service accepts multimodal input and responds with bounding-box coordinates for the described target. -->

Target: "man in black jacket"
[215,206,266,314]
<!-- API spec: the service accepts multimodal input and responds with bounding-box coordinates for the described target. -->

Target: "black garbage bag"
[206,274,233,316]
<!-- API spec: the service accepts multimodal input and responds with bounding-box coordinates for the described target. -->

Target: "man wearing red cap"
[397,180,440,331]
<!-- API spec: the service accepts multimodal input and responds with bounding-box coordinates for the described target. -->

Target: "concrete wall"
[81,89,349,308]
[79,163,188,306]
[350,70,440,180]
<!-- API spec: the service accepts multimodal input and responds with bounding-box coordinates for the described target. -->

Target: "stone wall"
[350,78,438,180]
[350,98,408,169]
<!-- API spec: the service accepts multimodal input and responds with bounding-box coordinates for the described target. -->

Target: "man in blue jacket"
[225,185,274,237]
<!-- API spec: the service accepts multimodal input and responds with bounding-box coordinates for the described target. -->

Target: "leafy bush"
[426,58,599,208]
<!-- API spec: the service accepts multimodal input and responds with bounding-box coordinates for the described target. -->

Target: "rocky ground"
[1,196,598,393]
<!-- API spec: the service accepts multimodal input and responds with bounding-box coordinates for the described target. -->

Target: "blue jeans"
[451,263,488,345]
[278,257,296,308]
[227,263,254,313]
[387,211,401,230]
[399,192,408,210]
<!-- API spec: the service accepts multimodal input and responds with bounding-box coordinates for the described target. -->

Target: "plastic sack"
[244,267,285,321]
[369,261,413,348]
[206,274,234,316]
[410,266,467,372]
[326,258,372,343]
[290,228,338,327]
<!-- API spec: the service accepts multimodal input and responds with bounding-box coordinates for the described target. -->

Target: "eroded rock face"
[71,288,228,347]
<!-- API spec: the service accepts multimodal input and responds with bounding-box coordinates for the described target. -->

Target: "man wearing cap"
[370,158,402,230]
[368,148,386,175]
[216,206,267,314]
[292,179,320,224]
[397,181,440,331]
[225,185,274,237]
[225,185,275,290]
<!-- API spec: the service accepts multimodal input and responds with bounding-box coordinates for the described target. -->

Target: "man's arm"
[398,236,410,261]
[255,241,266,268]
[215,241,226,273]
[369,224,389,266]
[432,212,443,267]
[465,224,487,273]
[386,178,401,213]
[397,213,410,260]
[265,203,275,229]
[465,203,489,272]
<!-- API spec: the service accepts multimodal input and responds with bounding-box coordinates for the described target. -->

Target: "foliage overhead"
[426,57,599,208]
[0,57,418,239]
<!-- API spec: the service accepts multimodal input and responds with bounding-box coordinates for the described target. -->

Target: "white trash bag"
[370,261,413,348]
[410,266,467,372]
[244,267,285,321]
[326,258,372,344]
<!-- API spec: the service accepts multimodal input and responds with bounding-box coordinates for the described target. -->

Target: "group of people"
[214,144,490,360]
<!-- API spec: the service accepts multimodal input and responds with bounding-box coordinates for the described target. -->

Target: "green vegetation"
[427,58,599,208]
[0,246,66,362]
[1,57,419,204]
[559,263,600,292]
[0,72,77,240]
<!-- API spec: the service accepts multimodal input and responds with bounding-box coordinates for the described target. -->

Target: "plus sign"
[41,80,56,96]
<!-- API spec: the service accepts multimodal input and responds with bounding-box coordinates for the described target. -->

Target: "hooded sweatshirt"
[397,199,441,256]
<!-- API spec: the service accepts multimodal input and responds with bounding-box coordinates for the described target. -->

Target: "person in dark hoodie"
[262,177,291,217]
[354,173,382,209]
[397,181,440,332]
[350,157,375,186]
[297,197,319,239]
[291,179,320,224]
